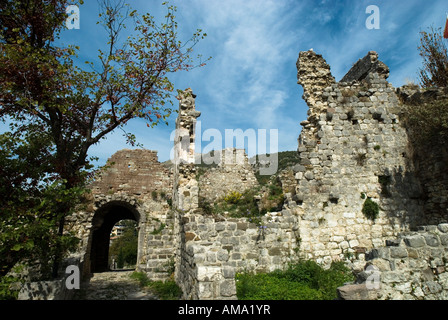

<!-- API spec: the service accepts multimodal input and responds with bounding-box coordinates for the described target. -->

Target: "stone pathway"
[74,270,158,300]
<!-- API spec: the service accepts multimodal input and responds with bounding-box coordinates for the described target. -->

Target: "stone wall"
[176,210,300,300]
[198,148,259,204]
[397,85,448,225]
[90,149,172,197]
[293,50,424,267]
[64,149,175,281]
[338,223,448,300]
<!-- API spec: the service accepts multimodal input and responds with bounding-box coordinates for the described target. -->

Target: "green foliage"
[130,271,182,300]
[130,271,151,287]
[267,183,283,200]
[362,198,380,221]
[0,0,207,282]
[0,133,83,279]
[198,196,213,215]
[150,222,166,235]
[405,98,448,145]
[0,274,22,300]
[109,220,138,268]
[148,279,182,300]
[224,191,243,204]
[215,189,258,216]
[236,272,323,300]
[236,260,354,300]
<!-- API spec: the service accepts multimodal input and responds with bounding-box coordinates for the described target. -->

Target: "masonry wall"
[65,149,175,281]
[397,86,448,226]
[198,148,259,204]
[338,223,448,300]
[176,210,300,300]
[293,50,424,267]
[90,149,172,197]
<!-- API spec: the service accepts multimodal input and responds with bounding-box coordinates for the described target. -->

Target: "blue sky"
[26,1,448,165]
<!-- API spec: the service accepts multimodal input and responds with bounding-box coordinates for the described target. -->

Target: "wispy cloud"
[6,0,445,166]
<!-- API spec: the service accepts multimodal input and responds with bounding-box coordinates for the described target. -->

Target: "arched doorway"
[89,200,143,273]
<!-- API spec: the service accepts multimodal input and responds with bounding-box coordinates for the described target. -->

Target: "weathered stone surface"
[404,235,426,248]
[337,284,378,300]
[341,51,389,83]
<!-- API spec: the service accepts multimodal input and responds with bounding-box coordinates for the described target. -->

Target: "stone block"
[237,222,248,231]
[220,279,237,297]
[440,234,448,246]
[404,235,426,248]
[336,284,378,300]
[424,234,440,247]
[196,266,222,282]
[222,266,236,279]
[438,224,448,233]
[215,223,226,232]
[390,247,408,258]
[367,248,389,260]
[217,250,229,262]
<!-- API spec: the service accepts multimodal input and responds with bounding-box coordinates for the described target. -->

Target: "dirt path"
[74,270,158,300]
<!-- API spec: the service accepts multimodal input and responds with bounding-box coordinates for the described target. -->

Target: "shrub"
[224,191,243,204]
[236,260,354,300]
[148,279,182,300]
[130,271,151,287]
[130,271,182,300]
[236,272,323,300]
[405,98,448,145]
[362,197,380,221]
[0,275,21,300]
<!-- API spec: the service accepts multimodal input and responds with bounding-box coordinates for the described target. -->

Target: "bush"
[236,260,354,300]
[148,279,182,300]
[405,98,448,145]
[214,189,260,217]
[130,271,151,287]
[362,197,380,221]
[236,272,323,300]
[130,272,182,300]
[0,275,21,300]
[224,191,243,204]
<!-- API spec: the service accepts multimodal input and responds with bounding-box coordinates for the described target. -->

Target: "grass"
[130,271,182,300]
[236,260,354,300]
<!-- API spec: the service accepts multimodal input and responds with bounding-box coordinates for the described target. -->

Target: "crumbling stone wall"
[293,50,424,267]
[177,210,300,300]
[338,223,448,300]
[65,149,175,281]
[198,148,259,204]
[90,149,172,197]
[397,85,448,225]
[172,90,299,300]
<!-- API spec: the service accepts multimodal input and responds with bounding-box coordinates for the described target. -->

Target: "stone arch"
[87,198,146,273]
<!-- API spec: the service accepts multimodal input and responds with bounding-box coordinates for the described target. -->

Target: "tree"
[0,0,208,279]
[418,26,448,88]
[0,129,82,283]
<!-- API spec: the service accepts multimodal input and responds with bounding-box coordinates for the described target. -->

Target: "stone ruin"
[18,50,448,300]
